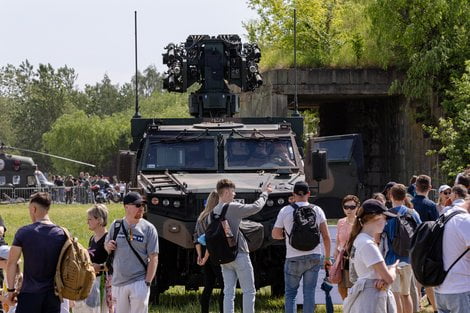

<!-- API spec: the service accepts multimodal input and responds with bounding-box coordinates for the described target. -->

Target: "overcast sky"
[0,0,258,88]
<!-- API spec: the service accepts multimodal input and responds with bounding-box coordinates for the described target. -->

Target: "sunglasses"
[133,203,144,208]
[343,205,357,210]
[443,191,451,195]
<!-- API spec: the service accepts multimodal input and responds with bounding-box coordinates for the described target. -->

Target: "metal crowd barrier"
[0,186,96,204]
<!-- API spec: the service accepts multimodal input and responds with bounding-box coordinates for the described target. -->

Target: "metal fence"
[0,186,97,204]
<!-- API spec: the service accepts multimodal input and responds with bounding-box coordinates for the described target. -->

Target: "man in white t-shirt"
[434,198,470,313]
[272,181,332,313]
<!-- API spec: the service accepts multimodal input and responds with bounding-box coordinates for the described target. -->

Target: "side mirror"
[311,150,328,182]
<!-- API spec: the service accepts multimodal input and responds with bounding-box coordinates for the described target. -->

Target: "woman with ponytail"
[193,191,224,313]
[343,199,399,313]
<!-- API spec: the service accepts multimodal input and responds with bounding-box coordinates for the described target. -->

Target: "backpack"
[205,204,238,265]
[410,210,470,287]
[288,203,321,251]
[55,228,96,301]
[391,208,419,257]
[240,219,264,252]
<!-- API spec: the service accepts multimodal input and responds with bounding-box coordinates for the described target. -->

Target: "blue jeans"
[284,254,322,313]
[221,252,255,313]
[436,291,470,313]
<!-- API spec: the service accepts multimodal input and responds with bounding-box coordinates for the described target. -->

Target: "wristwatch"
[145,281,151,287]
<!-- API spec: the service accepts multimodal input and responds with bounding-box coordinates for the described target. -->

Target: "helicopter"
[0,142,95,189]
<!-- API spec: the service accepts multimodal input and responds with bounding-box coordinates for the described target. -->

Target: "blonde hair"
[198,191,219,223]
[87,204,109,227]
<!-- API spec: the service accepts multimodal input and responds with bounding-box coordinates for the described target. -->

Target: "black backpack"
[410,210,470,287]
[288,203,321,251]
[240,219,264,252]
[205,204,238,265]
[391,208,419,257]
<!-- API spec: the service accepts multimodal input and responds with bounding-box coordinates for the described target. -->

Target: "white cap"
[438,185,452,193]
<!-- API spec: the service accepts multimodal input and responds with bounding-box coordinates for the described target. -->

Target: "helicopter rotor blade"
[5,146,96,168]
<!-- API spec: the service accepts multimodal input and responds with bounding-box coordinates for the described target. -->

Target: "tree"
[0,61,79,170]
[245,0,376,68]
[132,65,164,98]
[425,61,470,178]
[43,110,131,174]
[0,97,16,145]
[368,0,470,99]
[80,74,133,117]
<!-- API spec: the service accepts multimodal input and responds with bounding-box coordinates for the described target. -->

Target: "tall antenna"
[292,8,300,117]
[133,10,141,118]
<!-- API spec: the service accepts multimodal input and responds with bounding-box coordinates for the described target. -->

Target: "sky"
[0,0,258,88]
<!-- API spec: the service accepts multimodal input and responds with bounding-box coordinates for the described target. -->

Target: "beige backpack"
[54,228,96,301]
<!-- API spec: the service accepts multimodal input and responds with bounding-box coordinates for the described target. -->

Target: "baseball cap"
[293,181,310,196]
[123,192,146,205]
[382,181,397,193]
[438,184,451,193]
[360,199,397,217]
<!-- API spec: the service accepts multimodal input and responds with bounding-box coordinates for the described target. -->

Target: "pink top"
[336,217,353,253]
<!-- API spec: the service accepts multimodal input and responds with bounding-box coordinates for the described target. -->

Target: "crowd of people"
[0,169,467,313]
[0,191,157,313]
[193,172,469,313]
[47,172,128,204]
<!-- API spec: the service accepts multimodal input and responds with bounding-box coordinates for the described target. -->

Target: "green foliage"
[42,110,131,174]
[139,90,189,119]
[79,74,133,117]
[303,109,319,143]
[245,0,377,69]
[0,61,79,169]
[0,60,188,174]
[0,97,16,144]
[424,61,470,178]
[368,0,470,99]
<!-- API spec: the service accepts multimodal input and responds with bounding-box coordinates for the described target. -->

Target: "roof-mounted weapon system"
[162,34,263,118]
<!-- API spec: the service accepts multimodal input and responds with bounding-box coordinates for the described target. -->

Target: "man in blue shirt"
[411,174,439,222]
[383,184,422,313]
[410,175,439,313]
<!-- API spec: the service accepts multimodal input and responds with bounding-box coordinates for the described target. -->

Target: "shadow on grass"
[150,287,343,313]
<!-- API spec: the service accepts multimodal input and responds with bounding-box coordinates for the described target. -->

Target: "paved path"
[295,225,343,305]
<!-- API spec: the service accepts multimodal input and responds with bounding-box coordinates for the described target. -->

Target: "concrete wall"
[239,68,444,196]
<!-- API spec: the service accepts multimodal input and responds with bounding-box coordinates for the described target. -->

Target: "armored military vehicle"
[118,35,307,297]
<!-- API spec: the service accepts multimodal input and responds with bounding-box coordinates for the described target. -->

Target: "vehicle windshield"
[143,139,216,171]
[35,171,48,184]
[225,138,297,169]
[313,138,354,162]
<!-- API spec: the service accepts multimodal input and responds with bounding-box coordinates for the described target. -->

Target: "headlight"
[277,198,285,205]
[151,197,159,205]
[173,200,181,208]
[266,199,274,207]
[162,199,170,206]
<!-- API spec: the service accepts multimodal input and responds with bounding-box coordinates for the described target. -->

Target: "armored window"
[27,175,37,186]
[12,175,20,185]
[143,139,217,170]
[225,138,296,169]
[0,176,5,186]
[313,138,354,162]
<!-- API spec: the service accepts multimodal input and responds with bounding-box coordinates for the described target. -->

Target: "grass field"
[0,203,435,312]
